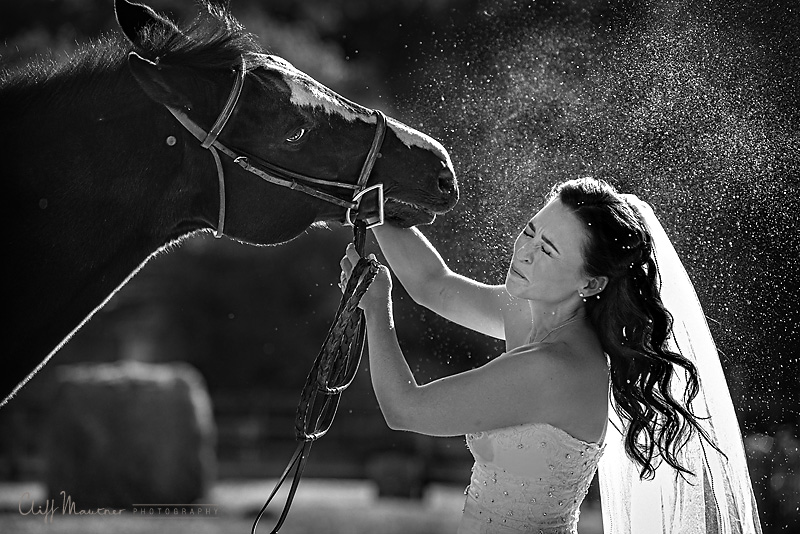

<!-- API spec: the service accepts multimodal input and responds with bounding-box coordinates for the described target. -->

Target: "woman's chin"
[504,275,525,297]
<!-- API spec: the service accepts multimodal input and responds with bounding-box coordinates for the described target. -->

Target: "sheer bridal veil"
[598,196,762,534]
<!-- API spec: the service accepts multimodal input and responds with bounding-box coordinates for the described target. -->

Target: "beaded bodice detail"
[464,423,604,533]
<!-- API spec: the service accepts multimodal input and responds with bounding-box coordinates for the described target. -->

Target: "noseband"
[165,56,386,237]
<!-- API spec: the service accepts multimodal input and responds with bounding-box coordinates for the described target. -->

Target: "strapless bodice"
[459,423,604,533]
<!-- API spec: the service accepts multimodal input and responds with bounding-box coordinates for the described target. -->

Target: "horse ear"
[128,52,192,110]
[115,0,177,45]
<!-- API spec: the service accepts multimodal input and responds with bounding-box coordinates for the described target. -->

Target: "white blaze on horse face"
[259,54,455,172]
[261,55,362,122]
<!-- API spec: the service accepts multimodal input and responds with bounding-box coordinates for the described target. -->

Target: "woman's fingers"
[339,246,383,295]
[345,243,362,265]
[339,244,362,292]
[338,245,390,304]
[340,255,352,276]
[340,244,362,272]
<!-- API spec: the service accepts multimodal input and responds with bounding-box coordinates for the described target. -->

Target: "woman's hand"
[339,243,392,312]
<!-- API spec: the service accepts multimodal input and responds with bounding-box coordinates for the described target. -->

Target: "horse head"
[115,0,458,245]
[1,0,460,407]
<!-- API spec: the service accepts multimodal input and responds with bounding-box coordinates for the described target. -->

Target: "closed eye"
[286,128,306,143]
[526,221,559,256]
[525,221,536,238]
[524,223,553,256]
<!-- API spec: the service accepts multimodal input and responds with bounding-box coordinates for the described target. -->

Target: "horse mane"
[0,1,265,97]
[133,1,266,70]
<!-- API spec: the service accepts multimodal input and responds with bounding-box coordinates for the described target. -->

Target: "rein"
[164,56,387,237]
[251,221,378,534]
[158,57,385,532]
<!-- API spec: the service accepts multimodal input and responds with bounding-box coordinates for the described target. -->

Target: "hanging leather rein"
[164,56,387,237]
[159,56,384,533]
[250,222,378,534]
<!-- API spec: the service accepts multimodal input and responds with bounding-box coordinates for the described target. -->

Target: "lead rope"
[251,220,379,534]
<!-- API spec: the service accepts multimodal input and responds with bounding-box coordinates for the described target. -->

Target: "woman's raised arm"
[370,225,517,340]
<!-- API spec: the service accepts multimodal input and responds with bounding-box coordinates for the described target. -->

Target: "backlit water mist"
[396,0,798,439]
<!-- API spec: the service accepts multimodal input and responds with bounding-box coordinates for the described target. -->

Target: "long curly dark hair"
[551,177,715,479]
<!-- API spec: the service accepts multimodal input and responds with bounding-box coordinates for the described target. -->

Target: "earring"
[579,292,587,302]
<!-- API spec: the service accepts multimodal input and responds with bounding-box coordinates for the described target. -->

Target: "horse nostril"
[437,168,456,195]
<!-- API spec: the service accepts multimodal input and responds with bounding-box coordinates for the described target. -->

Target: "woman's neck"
[527,302,587,343]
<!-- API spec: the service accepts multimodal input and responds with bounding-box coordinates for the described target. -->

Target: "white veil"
[598,196,762,534]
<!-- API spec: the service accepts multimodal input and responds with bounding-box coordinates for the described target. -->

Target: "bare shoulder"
[402,333,608,438]
[501,338,608,442]
[490,343,583,398]
[546,338,607,395]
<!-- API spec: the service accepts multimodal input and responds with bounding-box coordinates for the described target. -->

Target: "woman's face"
[505,199,590,303]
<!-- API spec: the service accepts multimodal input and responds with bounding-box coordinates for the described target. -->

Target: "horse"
[2,0,458,407]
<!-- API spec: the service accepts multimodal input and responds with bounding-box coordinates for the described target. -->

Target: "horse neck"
[6,57,213,216]
[4,51,218,361]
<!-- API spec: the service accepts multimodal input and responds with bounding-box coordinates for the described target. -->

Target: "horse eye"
[286,128,306,143]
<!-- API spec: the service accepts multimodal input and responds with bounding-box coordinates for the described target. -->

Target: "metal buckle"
[345,183,384,229]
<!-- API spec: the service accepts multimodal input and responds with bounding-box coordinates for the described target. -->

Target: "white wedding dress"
[459,419,604,534]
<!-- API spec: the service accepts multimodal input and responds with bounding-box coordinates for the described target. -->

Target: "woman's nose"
[517,242,536,263]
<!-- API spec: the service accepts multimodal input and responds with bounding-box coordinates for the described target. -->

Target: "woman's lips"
[510,265,527,281]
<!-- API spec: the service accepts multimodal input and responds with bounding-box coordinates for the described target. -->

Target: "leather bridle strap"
[200,57,247,150]
[164,56,387,238]
[168,56,246,237]
[346,109,386,227]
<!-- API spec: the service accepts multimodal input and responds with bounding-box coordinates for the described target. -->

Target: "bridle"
[161,56,387,533]
[164,56,386,237]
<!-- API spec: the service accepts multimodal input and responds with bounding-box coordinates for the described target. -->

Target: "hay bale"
[44,361,216,509]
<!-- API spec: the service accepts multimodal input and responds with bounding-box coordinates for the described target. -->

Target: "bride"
[340,177,761,533]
